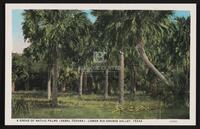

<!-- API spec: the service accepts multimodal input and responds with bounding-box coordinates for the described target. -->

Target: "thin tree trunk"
[136,43,169,85]
[52,46,58,107]
[47,68,52,100]
[130,65,136,95]
[108,83,112,95]
[90,73,96,94]
[97,83,100,94]
[25,79,29,91]
[25,64,30,91]
[12,82,15,93]
[83,71,87,93]
[87,73,92,94]
[61,82,66,92]
[61,79,67,92]
[104,68,109,99]
[119,49,125,104]
[79,68,83,97]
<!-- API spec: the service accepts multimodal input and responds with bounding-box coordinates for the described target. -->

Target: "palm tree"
[23,43,53,99]
[130,11,172,85]
[93,10,173,103]
[79,67,83,96]
[155,16,190,105]
[104,68,109,99]
[93,10,133,103]
[12,53,20,92]
[22,10,92,107]
[12,53,29,92]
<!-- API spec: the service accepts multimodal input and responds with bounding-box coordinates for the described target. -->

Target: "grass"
[12,91,189,119]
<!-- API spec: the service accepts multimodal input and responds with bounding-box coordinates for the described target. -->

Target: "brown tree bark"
[104,68,109,99]
[47,69,52,100]
[52,46,58,107]
[79,68,83,97]
[119,49,125,104]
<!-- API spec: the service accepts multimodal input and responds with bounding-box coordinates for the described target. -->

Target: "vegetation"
[12,92,189,119]
[12,10,190,119]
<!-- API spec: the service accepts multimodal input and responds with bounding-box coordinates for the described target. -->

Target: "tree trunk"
[108,83,112,95]
[130,65,136,95]
[90,73,96,94]
[47,68,52,100]
[97,83,100,94]
[135,43,169,85]
[104,68,109,99]
[12,82,15,93]
[52,46,58,107]
[83,71,87,93]
[119,49,125,104]
[79,68,83,97]
[87,73,92,94]
[61,82,66,92]
[61,79,67,92]
[25,79,29,91]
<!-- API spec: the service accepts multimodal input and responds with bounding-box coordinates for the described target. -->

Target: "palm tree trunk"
[61,82,66,92]
[47,68,52,100]
[104,68,109,99]
[119,49,125,104]
[108,83,112,95]
[90,73,95,94]
[136,43,169,85]
[87,73,93,94]
[52,46,58,107]
[25,79,29,91]
[130,65,136,95]
[134,16,169,86]
[83,71,87,93]
[12,82,15,93]
[79,68,83,97]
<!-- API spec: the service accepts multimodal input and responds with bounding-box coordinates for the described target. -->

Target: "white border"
[5,4,196,125]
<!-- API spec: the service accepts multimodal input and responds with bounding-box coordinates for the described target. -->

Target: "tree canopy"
[12,10,190,108]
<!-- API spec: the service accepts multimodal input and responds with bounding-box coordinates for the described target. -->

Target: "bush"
[12,97,33,117]
[145,66,189,109]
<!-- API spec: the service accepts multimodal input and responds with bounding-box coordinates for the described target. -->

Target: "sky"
[12,10,30,53]
[12,10,190,54]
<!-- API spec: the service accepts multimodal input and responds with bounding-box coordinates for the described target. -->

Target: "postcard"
[5,3,196,125]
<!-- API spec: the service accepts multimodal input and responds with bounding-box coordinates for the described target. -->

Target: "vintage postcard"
[5,4,196,125]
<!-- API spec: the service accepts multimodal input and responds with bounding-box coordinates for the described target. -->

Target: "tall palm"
[22,10,92,107]
[93,10,173,103]
[129,11,173,85]
[93,10,132,103]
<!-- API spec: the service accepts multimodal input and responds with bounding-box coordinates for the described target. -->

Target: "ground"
[12,91,189,119]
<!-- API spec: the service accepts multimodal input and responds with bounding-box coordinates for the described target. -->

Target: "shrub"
[12,97,33,117]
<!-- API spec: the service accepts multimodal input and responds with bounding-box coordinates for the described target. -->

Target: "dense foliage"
[12,10,190,118]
